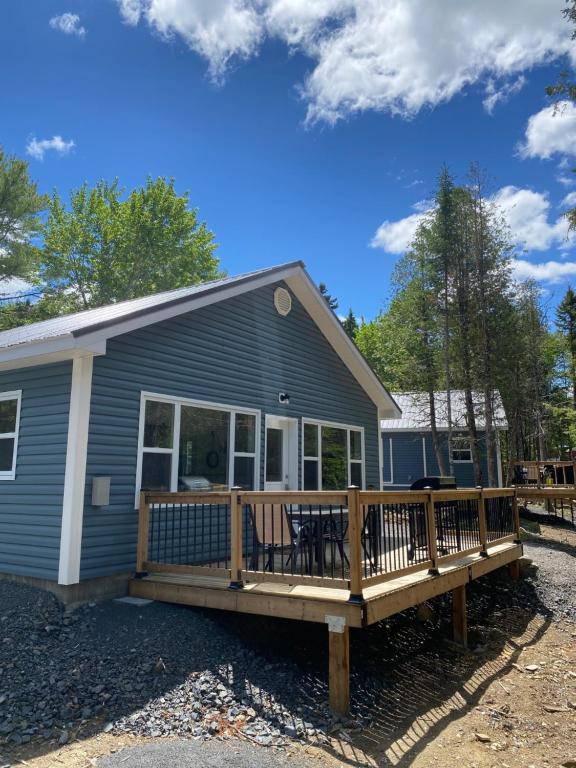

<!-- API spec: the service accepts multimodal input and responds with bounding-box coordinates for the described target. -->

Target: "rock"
[475,733,492,743]
[543,704,569,713]
[561,761,576,768]
[58,730,69,746]
[525,664,540,672]
[153,658,166,674]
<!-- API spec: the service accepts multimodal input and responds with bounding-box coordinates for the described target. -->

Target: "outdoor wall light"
[278,392,290,405]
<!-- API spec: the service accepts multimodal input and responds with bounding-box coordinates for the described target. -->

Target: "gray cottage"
[0,262,400,600]
[381,391,507,489]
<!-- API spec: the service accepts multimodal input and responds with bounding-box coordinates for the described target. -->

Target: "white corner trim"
[58,355,94,585]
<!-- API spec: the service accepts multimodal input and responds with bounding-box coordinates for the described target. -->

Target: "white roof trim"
[0,264,400,416]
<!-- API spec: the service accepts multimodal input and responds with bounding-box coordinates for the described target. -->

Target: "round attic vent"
[274,287,292,316]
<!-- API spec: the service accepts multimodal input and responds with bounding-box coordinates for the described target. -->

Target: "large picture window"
[0,391,21,481]
[137,394,259,502]
[302,420,365,490]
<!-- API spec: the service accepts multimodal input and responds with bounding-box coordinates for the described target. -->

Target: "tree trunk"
[429,390,448,475]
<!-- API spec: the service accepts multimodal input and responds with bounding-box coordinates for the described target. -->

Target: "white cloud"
[49,12,86,38]
[115,0,573,122]
[370,208,429,254]
[0,278,34,298]
[562,192,576,208]
[371,186,572,256]
[483,75,526,115]
[520,101,576,160]
[26,136,75,161]
[492,186,571,252]
[511,259,576,283]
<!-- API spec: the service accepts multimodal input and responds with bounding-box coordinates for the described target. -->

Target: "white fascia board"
[58,355,94,585]
[284,273,401,418]
[0,337,106,372]
[75,267,303,348]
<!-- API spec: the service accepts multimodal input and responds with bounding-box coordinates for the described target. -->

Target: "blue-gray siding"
[0,362,71,580]
[382,431,499,489]
[81,281,380,579]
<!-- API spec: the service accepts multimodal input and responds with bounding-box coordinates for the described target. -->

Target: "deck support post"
[347,486,363,603]
[135,492,150,577]
[229,487,244,590]
[452,584,467,648]
[511,488,522,544]
[508,560,520,581]
[425,490,439,575]
[477,488,489,557]
[326,616,349,715]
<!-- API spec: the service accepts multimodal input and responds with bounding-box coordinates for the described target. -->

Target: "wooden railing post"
[229,486,243,589]
[425,489,439,575]
[136,491,150,577]
[511,487,521,544]
[347,485,363,603]
[477,487,488,557]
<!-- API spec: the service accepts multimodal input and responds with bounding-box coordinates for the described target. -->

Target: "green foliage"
[0,147,46,282]
[545,1,576,103]
[342,308,358,340]
[318,282,338,311]
[39,177,220,312]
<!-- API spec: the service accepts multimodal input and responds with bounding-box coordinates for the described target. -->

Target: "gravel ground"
[523,540,576,622]
[96,739,322,768]
[0,531,572,765]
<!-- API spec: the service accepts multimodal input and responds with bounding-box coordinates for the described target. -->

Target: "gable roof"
[0,261,401,418]
[381,390,507,431]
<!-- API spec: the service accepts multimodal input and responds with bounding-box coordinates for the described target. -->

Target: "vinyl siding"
[81,281,380,579]
[382,430,499,489]
[0,362,71,579]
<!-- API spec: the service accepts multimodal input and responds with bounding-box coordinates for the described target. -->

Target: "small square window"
[451,436,472,462]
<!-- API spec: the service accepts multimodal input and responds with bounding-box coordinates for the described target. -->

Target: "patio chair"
[322,516,349,570]
[249,504,309,573]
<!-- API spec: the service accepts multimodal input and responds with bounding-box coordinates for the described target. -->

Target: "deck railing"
[136,486,524,598]
[512,460,576,488]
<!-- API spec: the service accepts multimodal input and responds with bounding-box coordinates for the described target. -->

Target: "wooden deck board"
[129,540,522,628]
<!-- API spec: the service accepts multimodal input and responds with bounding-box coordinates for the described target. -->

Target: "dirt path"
[4,525,575,768]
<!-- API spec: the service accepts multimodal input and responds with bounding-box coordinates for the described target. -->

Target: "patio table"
[287,506,349,576]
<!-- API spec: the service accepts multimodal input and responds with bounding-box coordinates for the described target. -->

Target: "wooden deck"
[130,539,521,628]
[130,486,530,714]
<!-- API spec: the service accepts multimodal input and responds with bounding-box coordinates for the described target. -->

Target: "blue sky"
[2,1,576,319]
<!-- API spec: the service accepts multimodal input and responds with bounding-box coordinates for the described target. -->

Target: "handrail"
[134,486,552,594]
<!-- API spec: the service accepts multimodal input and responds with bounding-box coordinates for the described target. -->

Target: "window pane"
[235,413,255,454]
[0,438,14,472]
[350,462,362,487]
[179,406,229,488]
[303,459,319,490]
[141,452,171,491]
[144,401,174,449]
[350,430,362,461]
[321,427,347,490]
[234,456,254,490]
[0,399,17,434]
[304,423,318,457]
[266,428,283,483]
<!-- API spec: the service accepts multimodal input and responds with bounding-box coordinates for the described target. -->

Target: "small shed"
[380,391,507,489]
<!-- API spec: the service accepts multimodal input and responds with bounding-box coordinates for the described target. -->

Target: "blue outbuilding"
[380,391,507,490]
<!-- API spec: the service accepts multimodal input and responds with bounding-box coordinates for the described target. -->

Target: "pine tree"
[556,286,576,409]
[342,308,358,339]
[318,283,339,312]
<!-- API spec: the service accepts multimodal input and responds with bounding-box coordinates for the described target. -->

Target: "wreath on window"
[206,450,220,469]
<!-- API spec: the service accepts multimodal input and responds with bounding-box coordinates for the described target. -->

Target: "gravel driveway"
[0,528,572,767]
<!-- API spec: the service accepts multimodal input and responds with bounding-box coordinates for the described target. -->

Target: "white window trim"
[383,437,394,485]
[450,434,473,464]
[135,391,261,507]
[301,418,366,490]
[0,390,22,481]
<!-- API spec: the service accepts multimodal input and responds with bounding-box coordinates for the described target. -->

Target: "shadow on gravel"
[522,535,576,559]
[1,569,550,768]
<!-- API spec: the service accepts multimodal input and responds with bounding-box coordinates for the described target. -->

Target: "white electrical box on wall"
[92,476,111,507]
